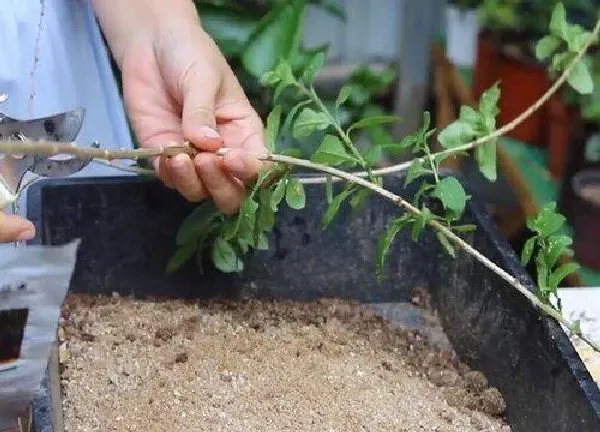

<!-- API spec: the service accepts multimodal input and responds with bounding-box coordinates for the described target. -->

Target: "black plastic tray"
[25,174,600,432]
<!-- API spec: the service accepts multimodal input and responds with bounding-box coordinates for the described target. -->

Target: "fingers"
[194,152,245,215]
[165,153,207,202]
[0,213,35,243]
[221,148,264,184]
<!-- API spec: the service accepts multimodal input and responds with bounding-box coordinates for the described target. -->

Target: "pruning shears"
[0,102,97,209]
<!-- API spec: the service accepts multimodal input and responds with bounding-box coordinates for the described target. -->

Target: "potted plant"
[445,0,481,68]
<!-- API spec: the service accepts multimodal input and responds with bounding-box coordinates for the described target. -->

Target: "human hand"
[93,0,267,215]
[0,212,35,243]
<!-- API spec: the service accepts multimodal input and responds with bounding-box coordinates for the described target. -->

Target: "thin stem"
[258,151,600,352]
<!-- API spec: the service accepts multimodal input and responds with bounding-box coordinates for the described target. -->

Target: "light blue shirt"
[0,0,133,179]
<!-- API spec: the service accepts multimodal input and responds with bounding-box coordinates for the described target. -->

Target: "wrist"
[91,0,200,68]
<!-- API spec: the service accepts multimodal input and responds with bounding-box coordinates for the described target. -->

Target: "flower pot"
[547,95,581,179]
[473,32,551,146]
[571,169,600,271]
[445,6,479,68]
[24,175,600,431]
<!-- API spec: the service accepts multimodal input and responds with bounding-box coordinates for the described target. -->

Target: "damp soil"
[58,292,511,432]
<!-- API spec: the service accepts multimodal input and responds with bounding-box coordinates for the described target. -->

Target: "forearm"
[91,0,200,67]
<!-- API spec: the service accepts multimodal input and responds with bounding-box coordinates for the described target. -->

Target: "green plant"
[0,3,599,355]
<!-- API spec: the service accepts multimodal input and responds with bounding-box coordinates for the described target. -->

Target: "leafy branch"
[0,3,598,352]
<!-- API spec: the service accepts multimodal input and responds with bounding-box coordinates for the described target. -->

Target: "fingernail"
[199,125,221,139]
[17,227,35,241]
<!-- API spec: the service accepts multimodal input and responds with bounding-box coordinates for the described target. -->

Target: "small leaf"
[567,61,594,95]
[350,188,372,213]
[365,145,383,166]
[521,237,537,266]
[176,202,220,246]
[322,187,355,228]
[260,70,281,87]
[292,107,332,138]
[459,105,481,126]
[211,237,243,273]
[531,202,565,236]
[549,2,568,40]
[411,207,432,242]
[258,189,276,231]
[435,231,455,258]
[166,242,197,274]
[536,35,562,60]
[475,138,497,181]
[266,105,282,152]
[271,178,288,211]
[336,85,356,108]
[544,235,573,269]
[226,197,259,240]
[376,215,411,279]
[405,159,432,186]
[325,174,333,204]
[413,182,435,205]
[255,232,270,251]
[285,177,306,209]
[282,100,311,133]
[347,115,401,133]
[478,82,501,120]
[432,177,467,214]
[438,121,475,149]
[548,262,580,289]
[311,134,359,166]
[301,50,326,83]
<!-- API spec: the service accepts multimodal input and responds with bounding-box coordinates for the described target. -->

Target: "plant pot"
[547,95,581,179]
[571,169,600,271]
[473,32,551,146]
[445,5,479,68]
[25,175,600,431]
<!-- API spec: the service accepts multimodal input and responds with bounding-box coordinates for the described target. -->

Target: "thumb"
[180,61,224,152]
[0,213,35,243]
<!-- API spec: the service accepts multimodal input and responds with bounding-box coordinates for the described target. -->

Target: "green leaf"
[336,85,356,108]
[271,178,288,211]
[242,2,306,78]
[478,82,501,120]
[438,120,475,149]
[521,237,537,266]
[405,159,432,186]
[176,202,220,246]
[311,134,359,167]
[376,214,411,279]
[536,35,562,60]
[549,2,568,40]
[435,231,455,258]
[544,235,573,268]
[413,182,435,205]
[285,177,306,209]
[325,174,334,204]
[411,207,432,242]
[226,197,259,240]
[365,145,383,166]
[258,189,276,231]
[282,100,311,134]
[548,262,580,289]
[347,115,400,133]
[432,177,467,214]
[529,202,565,236]
[567,61,594,95]
[292,107,332,138]
[459,105,481,126]
[211,237,243,273]
[266,105,282,152]
[200,6,260,57]
[255,232,270,251]
[349,188,372,213]
[301,49,326,83]
[166,242,197,274]
[475,138,498,181]
[322,187,355,229]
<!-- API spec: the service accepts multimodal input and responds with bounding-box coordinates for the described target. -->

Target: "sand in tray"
[58,294,511,432]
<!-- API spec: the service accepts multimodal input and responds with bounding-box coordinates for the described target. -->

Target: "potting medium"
[58,294,510,432]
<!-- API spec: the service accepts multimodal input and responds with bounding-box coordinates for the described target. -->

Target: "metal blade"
[0,107,85,142]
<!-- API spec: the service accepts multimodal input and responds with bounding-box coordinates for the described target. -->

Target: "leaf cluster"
[520,202,580,309]
[535,2,598,94]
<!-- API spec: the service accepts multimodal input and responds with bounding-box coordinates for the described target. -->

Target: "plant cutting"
[0,2,599,357]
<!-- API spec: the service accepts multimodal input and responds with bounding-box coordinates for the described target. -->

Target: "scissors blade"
[0,107,85,142]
